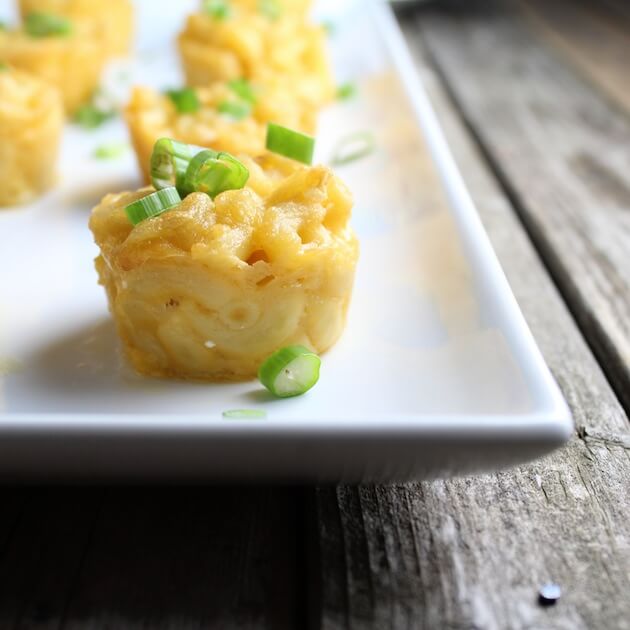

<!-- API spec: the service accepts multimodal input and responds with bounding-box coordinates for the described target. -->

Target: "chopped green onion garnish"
[182,149,249,199]
[259,0,282,20]
[0,62,7,72]
[0,22,6,31]
[227,78,257,104]
[266,123,315,165]
[93,142,128,159]
[166,87,200,114]
[330,131,375,166]
[73,104,116,129]
[222,409,267,419]
[124,187,181,225]
[202,0,231,20]
[150,138,203,194]
[24,12,72,37]
[258,345,321,398]
[336,82,357,101]
[149,138,248,198]
[321,20,335,36]
[218,100,251,120]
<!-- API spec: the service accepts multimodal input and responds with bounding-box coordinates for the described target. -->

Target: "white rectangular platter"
[0,0,572,481]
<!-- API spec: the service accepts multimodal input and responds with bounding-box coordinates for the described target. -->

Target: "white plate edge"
[0,1,574,446]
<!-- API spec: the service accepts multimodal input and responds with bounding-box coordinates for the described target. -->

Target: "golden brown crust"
[89,157,359,381]
[0,68,63,206]
[0,27,105,114]
[229,0,312,16]
[178,11,333,107]
[18,0,133,57]
[125,83,317,183]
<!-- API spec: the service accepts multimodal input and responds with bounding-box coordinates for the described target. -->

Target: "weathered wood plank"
[0,489,26,559]
[519,0,630,115]
[601,0,630,21]
[418,0,630,412]
[314,9,630,630]
[0,488,298,630]
[0,488,102,630]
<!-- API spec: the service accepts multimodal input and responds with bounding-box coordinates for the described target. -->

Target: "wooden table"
[2,1,629,628]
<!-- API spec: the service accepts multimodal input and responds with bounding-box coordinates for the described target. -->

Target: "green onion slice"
[222,409,267,419]
[150,138,205,194]
[259,0,282,20]
[336,82,357,101]
[321,20,335,36]
[228,78,257,104]
[330,131,375,166]
[258,345,321,398]
[182,149,249,198]
[218,100,251,121]
[266,123,315,165]
[94,142,128,159]
[203,0,231,20]
[124,187,181,225]
[166,87,200,114]
[0,62,7,71]
[73,104,116,129]
[24,12,72,37]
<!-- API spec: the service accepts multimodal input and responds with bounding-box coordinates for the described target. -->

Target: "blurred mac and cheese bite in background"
[18,0,134,58]
[0,66,63,207]
[0,14,105,114]
[125,82,317,183]
[178,6,333,109]
[228,0,312,17]
[89,153,358,381]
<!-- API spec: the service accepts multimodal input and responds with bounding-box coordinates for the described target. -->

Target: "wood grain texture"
[416,0,630,413]
[519,0,630,115]
[2,5,630,630]
[314,9,630,630]
[0,488,298,630]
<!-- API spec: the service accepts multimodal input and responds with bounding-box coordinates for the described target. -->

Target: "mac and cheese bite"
[125,83,317,183]
[0,67,63,206]
[89,154,358,381]
[230,0,312,16]
[18,0,133,57]
[0,23,105,114]
[178,10,333,109]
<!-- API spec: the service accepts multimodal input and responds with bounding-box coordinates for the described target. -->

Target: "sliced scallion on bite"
[203,0,231,20]
[182,149,249,198]
[228,78,257,104]
[259,0,282,20]
[266,123,315,165]
[218,100,251,120]
[24,12,72,37]
[258,345,321,398]
[166,87,200,114]
[148,138,249,199]
[124,187,181,225]
[150,138,203,193]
